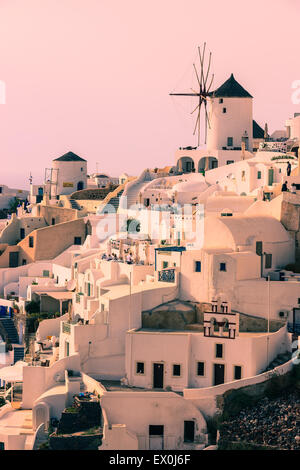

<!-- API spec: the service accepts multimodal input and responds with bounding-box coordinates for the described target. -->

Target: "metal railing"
[158,268,175,283]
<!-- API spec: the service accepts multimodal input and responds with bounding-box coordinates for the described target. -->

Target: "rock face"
[220,392,300,450]
[142,300,197,330]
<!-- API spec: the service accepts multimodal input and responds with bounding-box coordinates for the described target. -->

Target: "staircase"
[69,199,81,210]
[0,318,19,343]
[98,186,126,214]
[265,351,291,372]
[123,182,147,207]
[13,346,25,364]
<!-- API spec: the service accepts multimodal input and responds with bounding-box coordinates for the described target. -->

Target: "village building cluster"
[0,73,299,450]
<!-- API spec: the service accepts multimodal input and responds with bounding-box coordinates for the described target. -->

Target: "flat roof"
[38,291,73,300]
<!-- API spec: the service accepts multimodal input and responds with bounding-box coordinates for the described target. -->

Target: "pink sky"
[0,0,299,188]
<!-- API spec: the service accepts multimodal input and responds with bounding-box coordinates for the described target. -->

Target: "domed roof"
[204,215,290,251]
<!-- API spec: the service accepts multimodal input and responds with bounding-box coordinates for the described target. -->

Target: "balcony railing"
[287,322,300,334]
[158,268,175,283]
[62,322,71,334]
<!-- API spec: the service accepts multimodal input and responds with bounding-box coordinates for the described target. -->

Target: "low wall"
[81,373,107,397]
[36,313,69,341]
[183,359,294,418]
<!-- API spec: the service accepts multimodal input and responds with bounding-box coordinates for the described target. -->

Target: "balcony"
[62,322,71,334]
[158,268,175,283]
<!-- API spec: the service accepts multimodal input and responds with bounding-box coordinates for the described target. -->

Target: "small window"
[223,107,227,114]
[226,160,234,165]
[136,362,145,374]
[195,261,201,272]
[51,218,55,225]
[220,263,226,272]
[74,237,82,245]
[162,261,168,269]
[219,98,223,104]
[265,253,272,269]
[43,270,50,277]
[241,170,246,181]
[197,362,205,376]
[173,364,181,376]
[29,236,34,248]
[227,137,233,147]
[216,344,223,358]
[22,259,27,265]
[257,171,262,179]
[234,365,242,380]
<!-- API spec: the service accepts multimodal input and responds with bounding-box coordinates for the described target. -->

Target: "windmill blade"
[193,63,201,88]
[198,45,205,90]
[207,73,214,93]
[204,101,211,129]
[204,52,212,89]
[193,109,200,136]
[191,102,201,114]
[169,92,200,96]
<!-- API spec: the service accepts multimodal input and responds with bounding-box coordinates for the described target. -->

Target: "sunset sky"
[0,0,299,188]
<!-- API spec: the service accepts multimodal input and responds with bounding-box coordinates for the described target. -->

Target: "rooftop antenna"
[170,43,214,146]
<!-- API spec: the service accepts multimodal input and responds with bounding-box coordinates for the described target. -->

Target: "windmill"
[170,43,214,146]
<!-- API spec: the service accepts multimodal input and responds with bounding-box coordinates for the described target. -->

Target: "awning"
[0,361,28,382]
[37,291,73,301]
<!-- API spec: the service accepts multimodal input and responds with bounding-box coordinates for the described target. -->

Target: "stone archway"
[198,157,218,172]
[177,157,195,173]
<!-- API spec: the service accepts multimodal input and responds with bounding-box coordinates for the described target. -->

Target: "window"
[20,228,25,240]
[241,170,246,181]
[22,259,27,265]
[29,236,34,248]
[234,365,242,380]
[173,364,181,376]
[195,261,201,272]
[227,137,233,147]
[197,362,205,376]
[74,237,82,245]
[257,171,262,179]
[226,160,234,165]
[216,344,223,358]
[265,253,272,269]
[162,261,168,269]
[220,263,226,272]
[136,362,145,374]
[43,270,50,277]
[219,98,223,104]
[51,218,55,225]
[223,107,227,114]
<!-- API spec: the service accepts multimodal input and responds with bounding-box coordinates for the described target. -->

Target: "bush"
[25,301,40,314]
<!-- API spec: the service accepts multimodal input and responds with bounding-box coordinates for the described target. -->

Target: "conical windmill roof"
[209,73,253,98]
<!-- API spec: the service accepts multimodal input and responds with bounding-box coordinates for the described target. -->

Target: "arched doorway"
[198,157,218,173]
[177,157,195,173]
[33,402,50,431]
[77,181,84,190]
